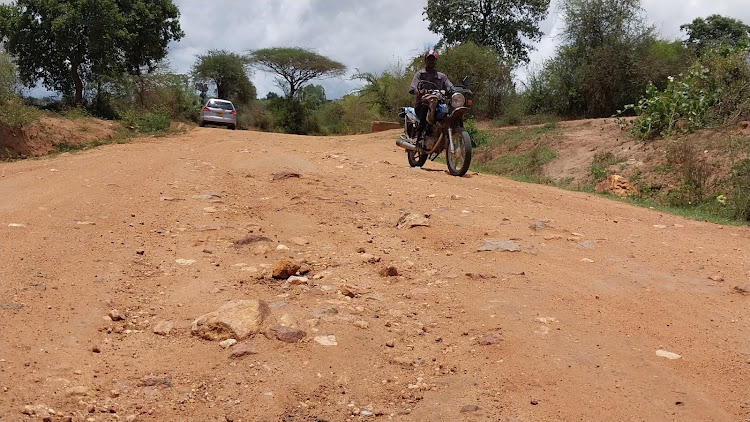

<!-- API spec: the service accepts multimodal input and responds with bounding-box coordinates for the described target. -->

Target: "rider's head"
[424,50,438,70]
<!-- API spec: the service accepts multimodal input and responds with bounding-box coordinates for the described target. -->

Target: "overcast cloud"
[169,0,436,99]
[168,0,750,99]
[5,0,749,99]
[525,0,750,87]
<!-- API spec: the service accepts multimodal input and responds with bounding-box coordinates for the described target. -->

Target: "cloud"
[5,0,749,100]
[169,0,439,99]
[516,0,750,85]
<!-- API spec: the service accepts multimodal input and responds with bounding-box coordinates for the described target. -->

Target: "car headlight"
[450,93,465,108]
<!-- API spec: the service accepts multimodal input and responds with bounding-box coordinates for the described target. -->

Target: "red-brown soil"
[0,125,748,421]
[0,116,121,159]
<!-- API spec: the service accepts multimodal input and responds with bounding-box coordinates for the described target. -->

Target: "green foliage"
[728,158,750,221]
[0,48,18,101]
[624,48,750,140]
[313,94,379,135]
[296,84,327,110]
[0,97,40,128]
[62,107,90,120]
[474,143,556,178]
[249,47,346,99]
[663,139,713,205]
[352,63,412,119]
[624,66,718,140]
[487,122,558,149]
[434,42,514,118]
[464,119,489,147]
[424,0,551,64]
[700,48,750,123]
[641,39,693,91]
[191,50,255,103]
[248,47,345,134]
[523,0,684,119]
[589,151,622,182]
[681,14,750,56]
[0,0,183,105]
[237,103,273,131]
[120,107,171,133]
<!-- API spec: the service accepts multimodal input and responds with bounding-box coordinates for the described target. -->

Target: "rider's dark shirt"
[409,69,454,107]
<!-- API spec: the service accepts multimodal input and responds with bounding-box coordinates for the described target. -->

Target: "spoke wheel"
[446,127,472,176]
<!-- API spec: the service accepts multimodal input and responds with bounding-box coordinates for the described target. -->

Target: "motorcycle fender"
[448,107,470,122]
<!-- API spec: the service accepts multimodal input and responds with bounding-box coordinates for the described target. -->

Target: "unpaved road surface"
[1,128,748,422]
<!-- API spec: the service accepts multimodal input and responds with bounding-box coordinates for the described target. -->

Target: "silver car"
[199,98,236,130]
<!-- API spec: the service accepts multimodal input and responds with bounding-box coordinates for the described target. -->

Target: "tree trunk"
[71,61,84,106]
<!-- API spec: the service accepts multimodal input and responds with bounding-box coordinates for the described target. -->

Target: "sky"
[5,0,750,100]
[166,0,750,99]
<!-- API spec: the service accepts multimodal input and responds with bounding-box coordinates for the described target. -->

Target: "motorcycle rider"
[408,49,454,145]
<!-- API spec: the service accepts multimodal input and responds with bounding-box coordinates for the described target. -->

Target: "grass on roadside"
[48,130,134,157]
[466,119,749,226]
[473,143,557,179]
[0,98,41,128]
[485,121,559,150]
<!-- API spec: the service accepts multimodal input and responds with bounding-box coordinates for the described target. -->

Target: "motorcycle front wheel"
[407,149,428,167]
[446,127,472,176]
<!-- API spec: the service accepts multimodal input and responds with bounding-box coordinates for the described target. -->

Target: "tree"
[431,42,514,117]
[351,65,411,118]
[0,0,183,105]
[526,0,659,118]
[681,15,750,56]
[296,84,327,110]
[191,50,256,104]
[249,47,346,99]
[0,45,19,101]
[424,0,551,64]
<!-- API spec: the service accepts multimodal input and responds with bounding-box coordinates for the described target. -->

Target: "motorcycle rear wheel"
[446,127,472,176]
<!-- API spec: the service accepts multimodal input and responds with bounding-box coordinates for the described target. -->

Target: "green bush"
[474,142,557,178]
[589,151,621,183]
[496,93,525,126]
[663,140,713,205]
[0,97,40,128]
[701,48,750,123]
[623,65,719,140]
[120,107,171,133]
[624,47,750,140]
[464,118,489,147]
[0,51,19,102]
[727,158,750,221]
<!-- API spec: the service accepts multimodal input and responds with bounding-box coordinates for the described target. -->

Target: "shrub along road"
[0,128,748,421]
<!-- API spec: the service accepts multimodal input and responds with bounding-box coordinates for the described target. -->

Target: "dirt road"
[1,128,748,421]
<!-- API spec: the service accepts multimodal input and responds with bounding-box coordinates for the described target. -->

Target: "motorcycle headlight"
[450,93,465,108]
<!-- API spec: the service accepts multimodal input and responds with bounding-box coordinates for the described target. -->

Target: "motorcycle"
[396,77,473,176]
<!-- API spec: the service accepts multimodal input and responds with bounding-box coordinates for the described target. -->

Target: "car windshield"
[207,100,233,110]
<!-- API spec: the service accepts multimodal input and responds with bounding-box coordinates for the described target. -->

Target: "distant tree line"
[1,0,748,136]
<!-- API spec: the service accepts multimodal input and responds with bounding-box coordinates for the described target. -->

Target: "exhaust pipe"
[396,138,417,151]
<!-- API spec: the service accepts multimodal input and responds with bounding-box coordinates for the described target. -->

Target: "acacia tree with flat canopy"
[249,47,346,99]
[0,0,183,105]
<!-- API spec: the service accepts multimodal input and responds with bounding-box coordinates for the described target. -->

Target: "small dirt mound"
[1,116,121,159]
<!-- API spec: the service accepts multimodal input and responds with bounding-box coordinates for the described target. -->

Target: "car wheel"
[229,124,236,130]
[199,121,205,127]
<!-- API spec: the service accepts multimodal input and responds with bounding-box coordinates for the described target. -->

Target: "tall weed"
[0,98,40,128]
[120,107,171,133]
